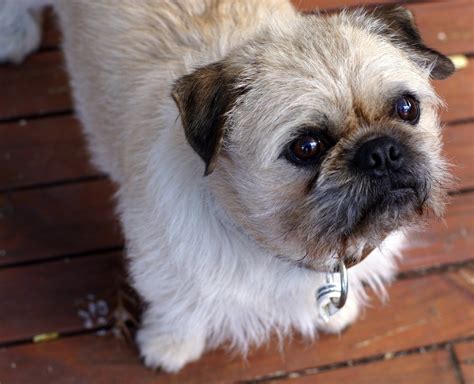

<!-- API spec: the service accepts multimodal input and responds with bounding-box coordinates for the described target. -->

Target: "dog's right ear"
[370,6,455,80]
[172,62,240,176]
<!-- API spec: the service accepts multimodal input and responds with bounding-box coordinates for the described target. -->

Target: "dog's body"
[1,0,454,372]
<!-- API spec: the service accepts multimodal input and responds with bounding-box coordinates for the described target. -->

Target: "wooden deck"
[0,1,473,383]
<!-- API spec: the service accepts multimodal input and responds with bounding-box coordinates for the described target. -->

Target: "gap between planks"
[241,335,474,383]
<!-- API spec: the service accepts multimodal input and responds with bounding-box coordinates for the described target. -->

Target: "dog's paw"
[0,2,43,64]
[136,327,206,372]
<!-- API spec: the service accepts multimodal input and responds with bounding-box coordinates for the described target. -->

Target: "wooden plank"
[0,172,471,270]
[279,350,459,384]
[41,8,61,50]
[454,340,474,384]
[0,253,120,344]
[407,0,474,56]
[172,268,474,383]
[2,4,472,123]
[0,180,122,266]
[0,116,470,193]
[401,192,474,271]
[436,58,474,123]
[0,335,155,384]
[0,268,472,383]
[0,117,470,193]
[0,51,71,120]
[292,0,398,12]
[443,122,474,191]
[2,340,457,384]
[0,115,100,190]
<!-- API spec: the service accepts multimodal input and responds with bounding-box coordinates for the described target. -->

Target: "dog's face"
[172,6,454,271]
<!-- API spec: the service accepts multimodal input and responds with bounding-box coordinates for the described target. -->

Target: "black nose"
[354,136,404,177]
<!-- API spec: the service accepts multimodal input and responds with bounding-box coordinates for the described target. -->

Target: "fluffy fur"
[1,0,453,372]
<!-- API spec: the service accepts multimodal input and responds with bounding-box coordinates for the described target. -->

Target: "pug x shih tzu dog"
[2,0,454,372]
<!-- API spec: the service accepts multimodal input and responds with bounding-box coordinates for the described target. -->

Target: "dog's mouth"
[363,181,423,217]
[296,181,425,272]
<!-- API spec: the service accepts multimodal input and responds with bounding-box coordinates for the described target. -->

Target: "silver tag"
[316,261,348,323]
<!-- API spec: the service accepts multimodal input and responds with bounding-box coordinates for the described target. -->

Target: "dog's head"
[172,6,454,271]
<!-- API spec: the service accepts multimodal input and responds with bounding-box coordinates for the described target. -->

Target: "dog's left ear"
[172,62,239,176]
[371,6,455,80]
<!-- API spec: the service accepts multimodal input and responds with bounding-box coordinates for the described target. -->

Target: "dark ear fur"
[371,6,454,80]
[172,62,239,176]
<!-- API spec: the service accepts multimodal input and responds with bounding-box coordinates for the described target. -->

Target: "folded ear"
[370,6,454,80]
[172,62,240,175]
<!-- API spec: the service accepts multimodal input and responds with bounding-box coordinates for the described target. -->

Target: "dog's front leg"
[136,309,207,373]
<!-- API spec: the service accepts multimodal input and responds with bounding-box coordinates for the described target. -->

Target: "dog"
[1,0,454,372]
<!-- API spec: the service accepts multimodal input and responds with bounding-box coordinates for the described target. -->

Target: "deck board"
[0,267,472,383]
[0,180,121,266]
[1,53,470,122]
[278,350,459,384]
[455,340,474,384]
[3,1,472,123]
[0,253,120,344]
[0,51,71,121]
[444,122,474,191]
[1,117,471,192]
[1,181,471,269]
[401,192,474,271]
[0,0,472,382]
[40,8,60,50]
[0,115,99,191]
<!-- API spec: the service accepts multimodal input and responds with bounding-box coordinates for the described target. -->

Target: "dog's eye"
[396,95,420,124]
[287,135,325,165]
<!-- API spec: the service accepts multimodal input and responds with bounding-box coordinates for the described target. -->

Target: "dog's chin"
[362,186,421,222]
[294,186,425,272]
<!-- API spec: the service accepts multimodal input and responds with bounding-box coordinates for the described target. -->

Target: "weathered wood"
[2,3,472,123]
[0,334,151,384]
[0,180,122,266]
[436,57,474,123]
[278,350,459,384]
[41,8,61,50]
[0,253,121,344]
[443,122,474,191]
[0,176,472,269]
[406,0,474,56]
[0,268,472,383]
[401,192,474,271]
[0,115,100,190]
[0,116,469,192]
[0,51,71,120]
[292,0,398,11]
[455,340,474,384]
[2,340,457,384]
[0,1,471,383]
[173,268,474,383]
